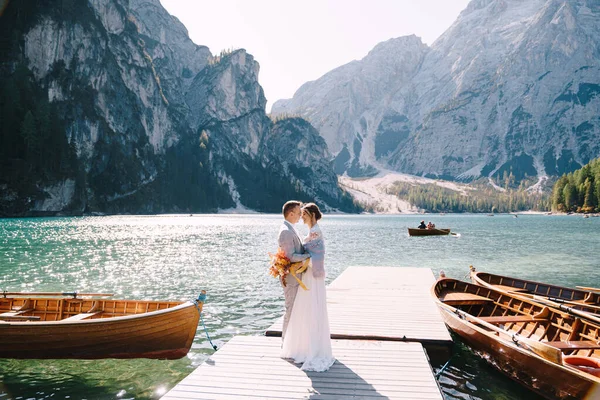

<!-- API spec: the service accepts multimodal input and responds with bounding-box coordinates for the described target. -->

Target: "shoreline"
[3,210,597,219]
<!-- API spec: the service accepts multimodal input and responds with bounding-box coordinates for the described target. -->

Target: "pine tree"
[20,110,38,160]
[36,98,51,169]
[563,183,577,211]
[594,176,600,209]
[1,79,21,158]
[583,178,595,211]
[552,176,567,211]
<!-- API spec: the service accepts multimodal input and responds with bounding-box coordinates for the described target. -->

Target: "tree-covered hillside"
[551,158,600,213]
[389,180,550,213]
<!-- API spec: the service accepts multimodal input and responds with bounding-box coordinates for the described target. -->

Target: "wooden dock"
[267,267,451,346]
[162,336,443,400]
[162,267,450,399]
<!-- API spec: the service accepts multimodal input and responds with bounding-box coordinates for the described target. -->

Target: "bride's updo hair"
[302,202,322,221]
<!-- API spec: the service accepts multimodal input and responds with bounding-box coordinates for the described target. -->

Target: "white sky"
[160,0,471,112]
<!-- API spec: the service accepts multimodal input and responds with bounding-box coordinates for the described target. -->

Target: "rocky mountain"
[0,0,359,216]
[272,0,600,186]
[265,117,348,206]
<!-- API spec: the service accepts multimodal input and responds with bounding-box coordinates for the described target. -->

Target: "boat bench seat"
[0,310,40,321]
[1,309,33,315]
[493,284,528,293]
[480,315,547,324]
[62,312,102,321]
[545,341,600,350]
[441,292,494,306]
[0,308,40,321]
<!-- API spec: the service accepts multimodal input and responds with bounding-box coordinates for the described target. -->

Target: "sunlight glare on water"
[0,213,598,399]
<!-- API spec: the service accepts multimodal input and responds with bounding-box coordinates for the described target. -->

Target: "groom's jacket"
[278,221,309,263]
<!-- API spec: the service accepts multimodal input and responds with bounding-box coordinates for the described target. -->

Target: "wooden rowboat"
[407,228,451,236]
[470,268,600,317]
[433,278,600,399]
[0,291,204,360]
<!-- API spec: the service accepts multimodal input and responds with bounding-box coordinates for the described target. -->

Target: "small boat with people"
[410,220,451,236]
[469,267,600,317]
[433,277,600,399]
[408,228,451,236]
[0,291,205,359]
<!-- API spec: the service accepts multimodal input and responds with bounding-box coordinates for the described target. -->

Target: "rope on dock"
[435,355,453,378]
[195,292,218,351]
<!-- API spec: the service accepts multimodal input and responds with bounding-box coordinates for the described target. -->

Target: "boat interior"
[436,279,600,359]
[474,272,600,306]
[0,296,182,322]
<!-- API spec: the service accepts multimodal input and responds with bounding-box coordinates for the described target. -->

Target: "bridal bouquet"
[268,248,309,290]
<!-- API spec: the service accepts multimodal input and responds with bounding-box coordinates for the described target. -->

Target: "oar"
[446,307,562,364]
[525,295,600,313]
[522,294,600,326]
[1,291,114,298]
[577,286,600,293]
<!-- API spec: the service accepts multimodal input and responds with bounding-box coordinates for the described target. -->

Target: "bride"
[281,202,335,372]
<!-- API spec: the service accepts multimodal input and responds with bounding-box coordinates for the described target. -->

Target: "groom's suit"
[278,220,309,341]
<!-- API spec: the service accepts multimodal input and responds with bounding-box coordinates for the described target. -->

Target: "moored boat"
[470,267,600,316]
[0,291,204,359]
[433,278,600,399]
[408,228,451,236]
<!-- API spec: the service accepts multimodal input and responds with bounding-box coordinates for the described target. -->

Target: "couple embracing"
[277,200,335,372]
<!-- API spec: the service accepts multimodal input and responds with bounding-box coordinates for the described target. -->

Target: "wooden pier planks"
[162,267,450,399]
[162,336,443,400]
[266,266,451,345]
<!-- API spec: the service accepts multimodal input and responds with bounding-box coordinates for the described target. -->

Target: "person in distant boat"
[418,220,426,229]
[426,221,435,229]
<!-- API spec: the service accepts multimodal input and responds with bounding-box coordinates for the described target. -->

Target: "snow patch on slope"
[339,171,470,214]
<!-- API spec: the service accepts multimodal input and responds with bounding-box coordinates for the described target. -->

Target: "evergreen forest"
[387,180,550,213]
[551,158,600,213]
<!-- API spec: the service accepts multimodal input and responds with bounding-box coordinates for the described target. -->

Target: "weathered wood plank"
[173,380,441,394]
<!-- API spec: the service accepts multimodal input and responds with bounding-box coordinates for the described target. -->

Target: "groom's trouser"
[282,273,302,342]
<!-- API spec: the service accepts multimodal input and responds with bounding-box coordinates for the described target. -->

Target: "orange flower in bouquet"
[268,248,309,290]
[268,248,290,279]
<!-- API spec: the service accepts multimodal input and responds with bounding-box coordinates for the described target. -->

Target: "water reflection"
[434,340,545,400]
[0,357,191,400]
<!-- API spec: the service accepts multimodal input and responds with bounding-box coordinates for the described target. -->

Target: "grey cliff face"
[21,0,172,208]
[126,0,211,114]
[265,118,343,207]
[273,0,600,183]
[186,50,267,155]
[273,35,429,177]
[0,0,356,215]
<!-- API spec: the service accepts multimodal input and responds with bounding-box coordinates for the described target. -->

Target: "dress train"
[280,264,335,372]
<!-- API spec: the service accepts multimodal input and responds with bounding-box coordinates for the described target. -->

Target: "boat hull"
[408,228,451,236]
[433,279,600,399]
[0,302,199,359]
[439,305,599,400]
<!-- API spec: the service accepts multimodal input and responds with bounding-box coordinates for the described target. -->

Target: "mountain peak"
[273,0,600,182]
[367,35,426,56]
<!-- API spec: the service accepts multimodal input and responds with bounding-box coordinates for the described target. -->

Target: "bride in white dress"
[281,203,335,372]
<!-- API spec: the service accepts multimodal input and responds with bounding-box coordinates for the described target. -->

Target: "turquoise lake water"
[0,214,598,399]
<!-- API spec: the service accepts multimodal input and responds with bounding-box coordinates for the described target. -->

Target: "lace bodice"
[304,224,323,243]
[303,224,325,278]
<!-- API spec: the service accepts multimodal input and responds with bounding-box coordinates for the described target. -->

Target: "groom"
[278,200,310,342]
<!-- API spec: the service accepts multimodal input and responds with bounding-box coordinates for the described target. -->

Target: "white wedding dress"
[281,224,335,372]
